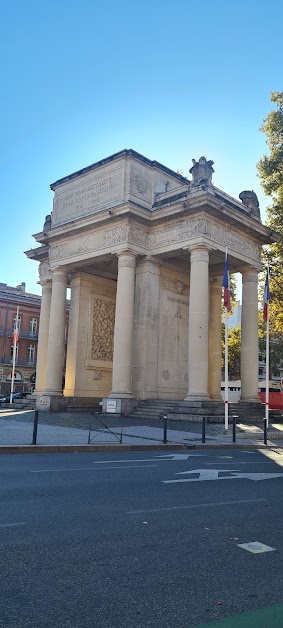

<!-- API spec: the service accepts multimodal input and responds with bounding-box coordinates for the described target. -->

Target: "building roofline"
[50,149,189,189]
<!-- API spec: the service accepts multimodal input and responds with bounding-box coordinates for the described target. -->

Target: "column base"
[184,392,211,402]
[240,395,260,403]
[102,397,137,416]
[209,394,223,402]
[36,394,64,412]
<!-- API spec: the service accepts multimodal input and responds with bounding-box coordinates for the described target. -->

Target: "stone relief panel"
[91,298,115,362]
[149,216,261,264]
[162,277,189,296]
[39,260,52,282]
[52,166,124,226]
[158,273,188,394]
[130,166,151,204]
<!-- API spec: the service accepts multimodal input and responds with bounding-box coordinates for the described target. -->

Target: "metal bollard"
[263,418,267,445]
[32,410,39,445]
[232,415,237,443]
[202,416,206,443]
[163,415,168,444]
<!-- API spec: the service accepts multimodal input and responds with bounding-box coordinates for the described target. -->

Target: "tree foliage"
[257,92,283,335]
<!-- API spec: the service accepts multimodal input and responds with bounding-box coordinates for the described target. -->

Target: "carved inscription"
[91,299,115,361]
[53,167,123,225]
[162,278,189,295]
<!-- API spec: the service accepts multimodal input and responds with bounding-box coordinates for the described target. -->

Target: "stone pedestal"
[241,269,260,402]
[110,251,137,398]
[185,245,210,401]
[208,276,222,400]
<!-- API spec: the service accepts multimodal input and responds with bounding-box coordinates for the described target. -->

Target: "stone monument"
[25,149,276,412]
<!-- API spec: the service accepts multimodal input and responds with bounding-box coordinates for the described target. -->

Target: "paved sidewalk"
[0,408,283,450]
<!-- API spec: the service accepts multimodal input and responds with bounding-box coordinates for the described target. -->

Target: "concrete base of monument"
[36,396,102,412]
[239,396,261,403]
[102,397,138,415]
[184,392,211,402]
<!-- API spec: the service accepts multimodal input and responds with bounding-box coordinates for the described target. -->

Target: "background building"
[0,283,40,395]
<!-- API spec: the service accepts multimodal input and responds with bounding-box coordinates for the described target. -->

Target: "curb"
[0,443,282,455]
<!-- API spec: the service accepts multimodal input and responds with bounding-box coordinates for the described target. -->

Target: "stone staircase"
[126,399,283,424]
[0,395,36,411]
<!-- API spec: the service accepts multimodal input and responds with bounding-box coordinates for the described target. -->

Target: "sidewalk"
[0,408,283,452]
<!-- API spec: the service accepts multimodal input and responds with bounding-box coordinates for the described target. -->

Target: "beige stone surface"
[34,281,52,395]
[26,150,277,409]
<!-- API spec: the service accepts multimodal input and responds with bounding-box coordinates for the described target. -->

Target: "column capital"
[117,251,137,269]
[52,269,68,283]
[242,269,258,283]
[40,281,52,295]
[188,244,210,264]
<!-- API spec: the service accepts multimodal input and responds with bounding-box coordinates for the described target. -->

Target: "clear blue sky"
[1,0,282,295]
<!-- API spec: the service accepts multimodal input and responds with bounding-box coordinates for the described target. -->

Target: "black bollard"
[32,410,39,445]
[264,418,267,445]
[232,415,237,443]
[163,415,168,444]
[202,417,206,443]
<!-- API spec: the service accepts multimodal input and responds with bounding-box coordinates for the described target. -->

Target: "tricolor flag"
[13,321,19,344]
[222,252,231,311]
[263,269,270,323]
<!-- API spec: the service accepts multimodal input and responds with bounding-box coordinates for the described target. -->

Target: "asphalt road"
[1,448,283,627]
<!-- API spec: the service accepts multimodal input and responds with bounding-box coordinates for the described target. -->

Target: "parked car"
[0,392,28,403]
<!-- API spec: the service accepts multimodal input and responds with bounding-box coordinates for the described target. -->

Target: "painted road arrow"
[163,469,283,483]
[157,454,204,460]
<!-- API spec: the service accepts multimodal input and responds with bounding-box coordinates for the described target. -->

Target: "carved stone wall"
[52,165,124,226]
[91,298,115,361]
[48,215,261,267]
[157,270,189,399]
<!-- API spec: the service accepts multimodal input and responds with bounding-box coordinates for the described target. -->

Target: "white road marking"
[237,541,276,554]
[90,454,204,464]
[128,498,266,514]
[163,468,283,483]
[0,522,27,528]
[30,465,157,473]
[157,454,204,460]
[204,462,276,465]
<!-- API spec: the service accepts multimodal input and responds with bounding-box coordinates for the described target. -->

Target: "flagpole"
[265,265,270,428]
[224,304,229,430]
[10,306,19,404]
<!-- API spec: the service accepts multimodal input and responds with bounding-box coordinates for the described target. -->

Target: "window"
[29,318,37,335]
[13,314,21,330]
[28,345,35,364]
[10,344,18,361]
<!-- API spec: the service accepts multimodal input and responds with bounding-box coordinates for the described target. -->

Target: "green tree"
[257,92,283,379]
[257,91,283,334]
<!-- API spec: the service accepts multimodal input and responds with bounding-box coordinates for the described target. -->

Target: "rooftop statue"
[189,156,214,188]
[239,191,261,221]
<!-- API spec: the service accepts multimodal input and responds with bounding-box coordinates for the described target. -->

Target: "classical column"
[208,276,222,400]
[241,269,259,402]
[185,245,210,401]
[43,269,67,396]
[133,257,161,399]
[34,281,52,395]
[110,251,136,398]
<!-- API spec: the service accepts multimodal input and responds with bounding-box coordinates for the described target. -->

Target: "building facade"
[0,283,40,394]
[25,149,277,412]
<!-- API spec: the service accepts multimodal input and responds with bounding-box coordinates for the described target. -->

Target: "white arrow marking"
[176,469,237,479]
[91,454,203,464]
[163,468,283,483]
[157,454,204,460]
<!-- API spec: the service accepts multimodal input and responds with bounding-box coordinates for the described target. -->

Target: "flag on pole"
[263,269,270,323]
[13,320,19,344]
[222,252,231,311]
